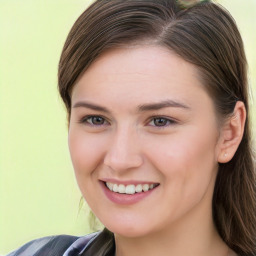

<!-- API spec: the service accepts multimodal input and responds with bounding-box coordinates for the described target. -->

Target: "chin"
[102,217,156,238]
[109,226,151,238]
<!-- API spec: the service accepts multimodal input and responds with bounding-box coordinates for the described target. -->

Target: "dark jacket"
[6,233,96,256]
[6,229,114,256]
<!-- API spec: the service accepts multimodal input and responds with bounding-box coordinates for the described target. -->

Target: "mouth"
[104,181,160,195]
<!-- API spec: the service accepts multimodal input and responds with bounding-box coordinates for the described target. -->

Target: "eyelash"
[79,115,177,128]
[79,115,109,126]
[147,116,177,128]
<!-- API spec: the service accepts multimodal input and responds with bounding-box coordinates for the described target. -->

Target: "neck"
[114,185,230,256]
[115,216,228,256]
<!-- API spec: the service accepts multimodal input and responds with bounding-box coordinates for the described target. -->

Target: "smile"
[105,182,159,195]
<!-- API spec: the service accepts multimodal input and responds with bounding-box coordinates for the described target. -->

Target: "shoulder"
[6,233,99,256]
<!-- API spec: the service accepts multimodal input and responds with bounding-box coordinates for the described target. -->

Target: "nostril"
[103,153,143,171]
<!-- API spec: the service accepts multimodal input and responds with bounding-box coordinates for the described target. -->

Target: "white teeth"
[118,184,126,194]
[125,185,136,194]
[113,184,119,192]
[142,184,149,192]
[106,182,113,191]
[135,184,142,193]
[105,182,158,194]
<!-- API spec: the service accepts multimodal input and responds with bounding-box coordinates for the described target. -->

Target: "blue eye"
[81,116,107,126]
[149,117,175,127]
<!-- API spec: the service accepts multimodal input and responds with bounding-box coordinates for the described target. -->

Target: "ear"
[217,101,246,163]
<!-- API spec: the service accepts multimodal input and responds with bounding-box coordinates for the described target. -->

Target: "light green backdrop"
[0,0,255,254]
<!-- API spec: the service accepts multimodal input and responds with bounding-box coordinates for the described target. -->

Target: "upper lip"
[100,178,160,186]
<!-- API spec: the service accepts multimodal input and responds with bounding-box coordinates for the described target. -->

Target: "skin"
[68,46,242,256]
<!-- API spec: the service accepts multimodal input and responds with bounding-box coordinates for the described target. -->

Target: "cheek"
[144,126,218,189]
[68,128,106,178]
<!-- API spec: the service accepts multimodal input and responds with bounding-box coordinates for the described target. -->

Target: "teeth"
[113,184,118,192]
[118,184,126,194]
[142,184,149,192]
[135,184,142,193]
[106,182,113,191]
[125,185,135,194]
[106,182,157,194]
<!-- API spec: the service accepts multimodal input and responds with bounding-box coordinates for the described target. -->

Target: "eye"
[148,117,176,127]
[80,115,108,126]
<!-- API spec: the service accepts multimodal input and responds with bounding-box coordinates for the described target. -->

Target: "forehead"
[72,46,213,113]
[79,45,199,85]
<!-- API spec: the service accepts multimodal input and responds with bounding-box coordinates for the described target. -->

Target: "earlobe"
[217,101,246,163]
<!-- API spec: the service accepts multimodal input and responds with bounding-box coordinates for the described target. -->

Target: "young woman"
[7,0,256,255]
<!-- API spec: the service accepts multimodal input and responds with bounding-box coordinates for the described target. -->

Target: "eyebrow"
[72,99,190,113]
[138,100,190,111]
[73,101,110,113]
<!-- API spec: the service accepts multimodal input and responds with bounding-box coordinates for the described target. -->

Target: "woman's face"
[69,46,222,237]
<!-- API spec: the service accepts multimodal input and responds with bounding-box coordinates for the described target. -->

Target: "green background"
[0,0,255,254]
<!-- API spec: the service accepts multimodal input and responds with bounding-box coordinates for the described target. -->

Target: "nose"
[104,126,143,172]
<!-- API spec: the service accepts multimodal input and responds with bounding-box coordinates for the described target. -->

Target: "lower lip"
[100,182,158,205]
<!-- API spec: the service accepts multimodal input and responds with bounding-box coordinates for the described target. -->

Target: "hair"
[58,0,256,255]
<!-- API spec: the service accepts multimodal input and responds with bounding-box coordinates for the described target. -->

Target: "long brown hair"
[58,0,256,255]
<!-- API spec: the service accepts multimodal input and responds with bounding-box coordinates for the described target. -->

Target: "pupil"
[92,117,104,125]
[154,118,167,126]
